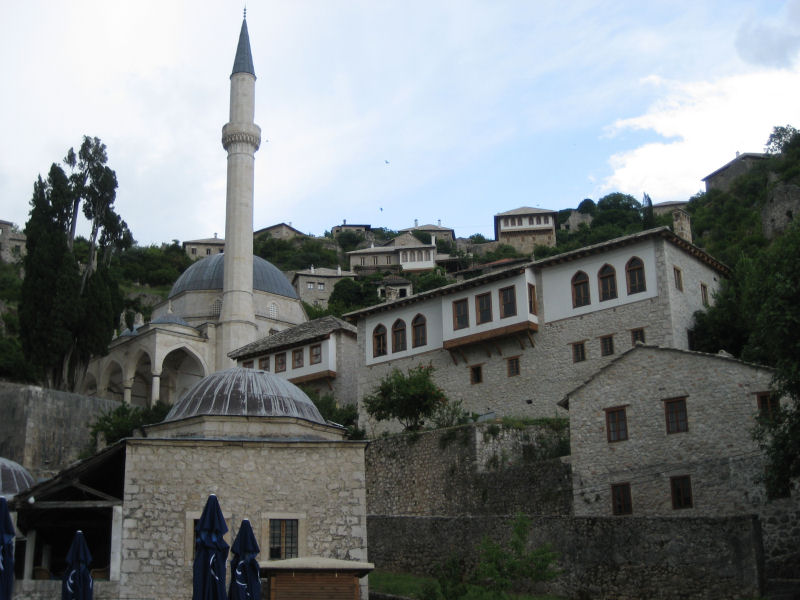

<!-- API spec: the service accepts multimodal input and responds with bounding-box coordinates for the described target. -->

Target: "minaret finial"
[243,6,246,19]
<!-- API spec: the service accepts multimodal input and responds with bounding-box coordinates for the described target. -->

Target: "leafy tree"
[641,193,656,229]
[411,230,432,244]
[335,230,364,253]
[327,277,379,315]
[765,124,800,154]
[255,233,339,270]
[592,192,642,231]
[20,137,130,390]
[577,198,596,215]
[363,365,446,431]
[468,233,488,244]
[406,268,450,293]
[480,244,527,263]
[302,388,365,439]
[86,401,171,454]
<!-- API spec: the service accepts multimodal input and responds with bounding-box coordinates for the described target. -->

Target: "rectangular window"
[191,247,197,255]
[600,335,614,357]
[670,475,693,509]
[275,353,286,372]
[700,283,709,307]
[756,392,780,421]
[307,282,314,289]
[673,266,683,291]
[528,284,537,315]
[470,364,483,384]
[360,257,365,266]
[310,344,322,365]
[317,282,325,290]
[611,483,632,515]
[664,397,688,433]
[453,299,469,330]
[572,341,586,363]
[269,519,299,560]
[476,293,492,324]
[242,360,254,369]
[386,256,392,265]
[507,356,520,377]
[605,407,628,442]
[292,348,304,369]
[499,286,517,318]
[206,248,211,255]
[258,357,269,371]
[631,328,645,345]
[373,256,379,265]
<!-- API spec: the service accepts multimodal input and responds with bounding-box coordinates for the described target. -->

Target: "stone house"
[254,222,306,240]
[182,234,225,260]
[291,265,355,308]
[347,232,441,274]
[0,219,26,263]
[398,220,456,243]
[702,152,768,193]
[345,227,729,434]
[11,368,371,600]
[331,222,371,236]
[494,207,557,253]
[229,316,359,405]
[560,344,799,578]
[376,275,413,302]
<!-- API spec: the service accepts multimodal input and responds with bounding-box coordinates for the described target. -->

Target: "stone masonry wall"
[120,438,368,600]
[0,381,118,480]
[366,424,571,517]
[367,514,763,600]
[568,346,799,578]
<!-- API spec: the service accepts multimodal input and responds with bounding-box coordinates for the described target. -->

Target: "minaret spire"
[218,14,262,370]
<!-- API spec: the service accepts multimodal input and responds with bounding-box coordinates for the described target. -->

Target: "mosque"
[81,15,307,407]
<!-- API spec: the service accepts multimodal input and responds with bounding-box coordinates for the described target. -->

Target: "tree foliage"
[765,124,800,154]
[254,233,339,271]
[335,230,364,253]
[301,387,365,439]
[363,365,446,431]
[20,137,130,390]
[86,401,171,454]
[327,277,379,316]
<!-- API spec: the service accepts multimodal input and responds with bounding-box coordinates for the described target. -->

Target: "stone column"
[150,372,161,406]
[110,505,122,580]
[23,529,35,580]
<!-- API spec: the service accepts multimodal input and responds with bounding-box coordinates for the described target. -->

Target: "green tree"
[363,365,446,431]
[335,230,364,253]
[86,401,171,454]
[302,388,365,439]
[21,137,130,390]
[577,198,596,215]
[327,278,379,315]
[765,124,800,154]
[468,233,488,244]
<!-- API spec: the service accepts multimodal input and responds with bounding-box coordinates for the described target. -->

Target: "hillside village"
[0,15,799,600]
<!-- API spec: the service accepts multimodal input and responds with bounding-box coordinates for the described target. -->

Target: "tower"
[218,14,261,369]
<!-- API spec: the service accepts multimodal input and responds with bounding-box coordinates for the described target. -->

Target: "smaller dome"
[151,314,192,327]
[169,254,298,299]
[0,457,35,498]
[164,367,325,424]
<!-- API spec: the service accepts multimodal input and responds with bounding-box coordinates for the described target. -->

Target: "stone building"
[347,232,440,274]
[494,207,557,253]
[346,227,728,434]
[376,275,412,302]
[182,234,225,260]
[560,344,799,578]
[702,152,768,193]
[0,219,26,263]
[254,222,306,240]
[331,222,371,236]
[398,220,456,243]
[82,17,307,406]
[291,265,355,308]
[11,367,371,600]
[229,316,359,404]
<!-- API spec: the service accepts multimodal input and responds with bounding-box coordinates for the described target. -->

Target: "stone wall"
[762,182,800,239]
[366,424,571,517]
[367,514,763,600]
[120,438,368,600]
[14,579,119,600]
[0,381,118,480]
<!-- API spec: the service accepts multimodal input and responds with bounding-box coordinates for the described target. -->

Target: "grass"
[368,570,565,600]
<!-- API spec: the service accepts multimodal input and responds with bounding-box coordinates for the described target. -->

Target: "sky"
[1,1,799,245]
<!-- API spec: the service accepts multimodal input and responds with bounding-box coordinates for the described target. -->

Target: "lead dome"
[164,367,325,424]
[169,253,298,299]
[0,457,35,498]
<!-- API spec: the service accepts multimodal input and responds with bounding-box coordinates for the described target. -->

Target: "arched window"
[412,314,427,348]
[392,319,407,352]
[572,271,590,308]
[626,257,646,294]
[373,325,387,357]
[269,302,278,320]
[598,264,617,301]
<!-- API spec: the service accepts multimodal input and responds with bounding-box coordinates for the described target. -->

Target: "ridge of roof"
[229,315,356,359]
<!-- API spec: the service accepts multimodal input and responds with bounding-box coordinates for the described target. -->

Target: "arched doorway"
[102,361,124,402]
[160,348,205,406]
[130,352,153,408]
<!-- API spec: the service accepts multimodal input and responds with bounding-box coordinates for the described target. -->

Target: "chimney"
[343,219,347,225]
[672,209,693,244]
[414,219,418,227]
[214,232,218,238]
[310,264,315,274]
[438,219,441,226]
[337,265,342,275]
[431,234,436,246]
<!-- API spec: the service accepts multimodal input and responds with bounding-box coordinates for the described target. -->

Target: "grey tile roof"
[229,315,356,359]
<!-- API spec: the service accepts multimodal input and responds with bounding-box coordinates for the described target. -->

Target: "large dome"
[164,367,325,424]
[169,254,298,299]
[0,457,35,498]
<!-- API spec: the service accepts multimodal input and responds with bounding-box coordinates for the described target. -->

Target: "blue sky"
[1,1,799,245]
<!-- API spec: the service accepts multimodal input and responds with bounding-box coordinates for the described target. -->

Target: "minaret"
[218,13,261,370]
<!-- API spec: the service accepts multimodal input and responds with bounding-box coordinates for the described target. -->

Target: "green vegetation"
[20,137,131,390]
[254,233,339,271]
[335,230,364,253]
[85,401,171,456]
[113,241,193,288]
[405,267,451,293]
[327,277,380,316]
[301,387,365,439]
[364,365,447,431]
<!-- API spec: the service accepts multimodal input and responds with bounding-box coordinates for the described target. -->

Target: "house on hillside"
[255,222,306,240]
[229,316,358,404]
[345,227,729,434]
[560,344,799,578]
[399,220,456,243]
[494,207,557,253]
[292,265,355,308]
[0,219,26,263]
[347,233,443,274]
[331,222,371,236]
[702,153,768,193]
[182,234,225,260]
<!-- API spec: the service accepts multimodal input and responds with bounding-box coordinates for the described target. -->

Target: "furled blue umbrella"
[228,519,260,600]
[62,530,93,600]
[0,498,15,600]
[193,495,229,600]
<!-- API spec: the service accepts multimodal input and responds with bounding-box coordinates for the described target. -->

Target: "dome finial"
[243,6,246,19]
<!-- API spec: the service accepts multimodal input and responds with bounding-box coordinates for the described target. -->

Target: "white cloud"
[601,67,800,202]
